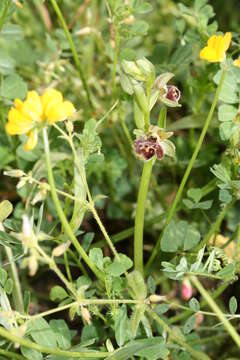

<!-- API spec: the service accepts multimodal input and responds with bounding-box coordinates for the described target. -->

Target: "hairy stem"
[42,127,104,281]
[5,246,24,313]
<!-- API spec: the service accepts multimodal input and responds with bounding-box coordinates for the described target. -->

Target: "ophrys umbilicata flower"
[6,89,75,150]
[134,125,175,162]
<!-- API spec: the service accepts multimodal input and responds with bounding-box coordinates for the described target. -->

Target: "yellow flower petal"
[200,47,219,62]
[46,101,76,123]
[7,108,33,134]
[41,89,63,118]
[207,35,218,48]
[14,98,23,110]
[24,130,38,151]
[223,32,232,51]
[233,58,240,68]
[25,91,42,117]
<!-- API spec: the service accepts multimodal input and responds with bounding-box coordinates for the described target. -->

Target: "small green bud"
[121,60,146,81]
[136,57,155,80]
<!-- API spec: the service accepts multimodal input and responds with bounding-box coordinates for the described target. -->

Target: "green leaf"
[170,44,192,67]
[229,296,237,315]
[0,200,13,222]
[108,338,168,360]
[115,305,130,346]
[108,254,133,276]
[161,221,180,252]
[77,119,102,161]
[218,104,238,122]
[219,189,232,204]
[50,286,68,302]
[120,71,134,95]
[135,2,153,14]
[21,347,43,360]
[29,318,57,348]
[0,24,24,40]
[127,271,147,300]
[0,231,19,246]
[214,69,238,104]
[189,297,200,312]
[0,73,27,99]
[49,319,71,349]
[216,263,235,281]
[183,314,196,334]
[69,149,86,234]
[130,304,147,338]
[187,188,202,203]
[131,20,149,36]
[0,268,7,287]
[219,122,234,141]
[4,278,13,294]
[161,221,200,252]
[0,51,15,74]
[89,248,104,270]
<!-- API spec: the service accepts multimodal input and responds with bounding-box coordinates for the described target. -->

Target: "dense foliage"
[0,1,240,359]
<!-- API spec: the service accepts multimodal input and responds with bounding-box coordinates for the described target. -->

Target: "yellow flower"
[200,32,232,63]
[6,89,75,150]
[233,58,240,68]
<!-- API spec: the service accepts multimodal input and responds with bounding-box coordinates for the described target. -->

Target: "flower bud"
[28,254,38,276]
[4,169,24,178]
[52,241,71,257]
[136,57,155,80]
[149,294,166,303]
[122,60,146,81]
[181,279,193,301]
[81,306,91,325]
[22,215,36,248]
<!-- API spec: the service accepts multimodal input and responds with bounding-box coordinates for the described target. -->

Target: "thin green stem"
[36,244,77,297]
[190,276,240,348]
[42,128,104,281]
[145,69,227,271]
[235,223,240,262]
[0,0,10,31]
[0,327,109,358]
[0,348,26,360]
[112,22,119,96]
[147,309,211,360]
[5,246,24,313]
[134,160,153,274]
[49,0,93,110]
